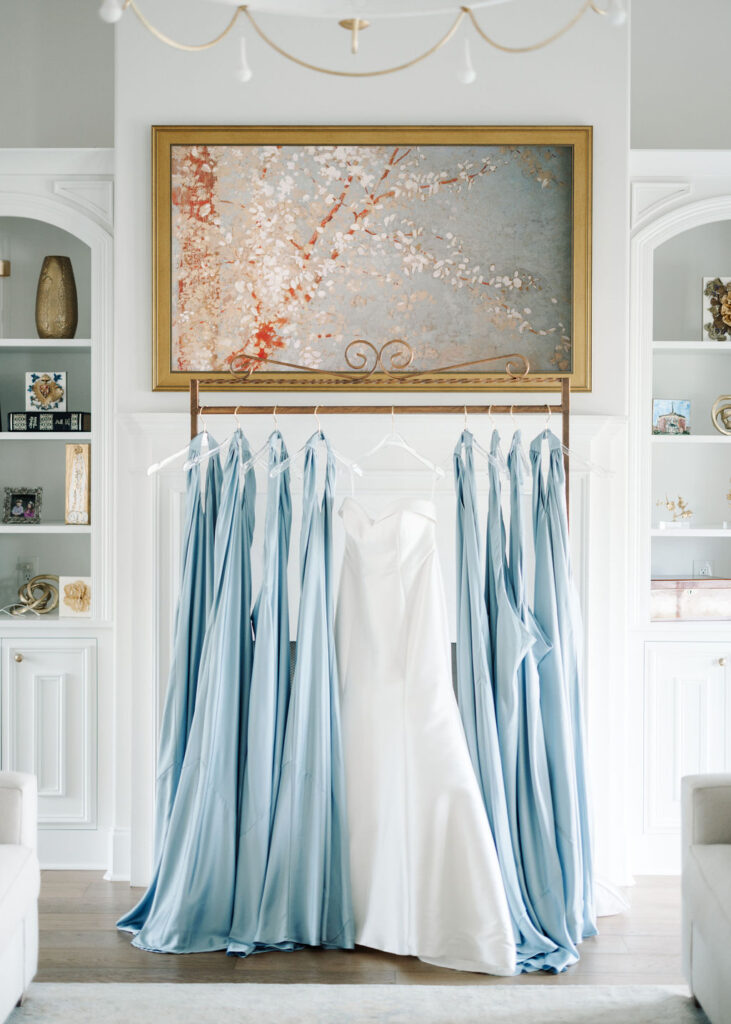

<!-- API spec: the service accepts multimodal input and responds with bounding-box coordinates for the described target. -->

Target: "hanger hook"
[313,404,322,432]
[391,405,395,433]
[463,404,468,430]
[509,403,517,428]
[545,402,552,429]
[233,404,242,428]
[487,403,495,430]
[272,404,278,431]
[200,412,208,435]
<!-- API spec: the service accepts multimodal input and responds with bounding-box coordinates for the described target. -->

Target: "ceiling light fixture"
[98,1,626,82]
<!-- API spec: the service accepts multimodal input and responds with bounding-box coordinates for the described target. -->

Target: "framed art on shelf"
[3,486,43,525]
[152,125,592,392]
[25,371,67,412]
[59,576,92,618]
[65,442,90,525]
[652,399,691,435]
[703,277,731,342]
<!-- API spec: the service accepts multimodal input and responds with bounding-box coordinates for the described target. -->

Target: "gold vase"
[35,255,78,339]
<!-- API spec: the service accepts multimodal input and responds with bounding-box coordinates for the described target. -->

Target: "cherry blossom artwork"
[167,140,578,382]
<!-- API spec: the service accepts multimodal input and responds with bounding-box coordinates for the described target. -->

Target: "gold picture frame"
[152,125,592,392]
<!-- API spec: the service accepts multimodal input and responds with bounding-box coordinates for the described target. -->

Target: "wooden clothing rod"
[189,377,572,521]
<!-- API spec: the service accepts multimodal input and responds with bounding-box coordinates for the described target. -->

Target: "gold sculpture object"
[711,395,731,436]
[656,495,694,523]
[10,574,59,616]
[35,255,78,339]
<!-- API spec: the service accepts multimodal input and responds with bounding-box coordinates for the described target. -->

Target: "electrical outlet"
[16,557,39,588]
[693,559,713,578]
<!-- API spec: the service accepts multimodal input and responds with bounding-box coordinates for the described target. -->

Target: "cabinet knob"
[13,653,23,663]
[720,657,728,667]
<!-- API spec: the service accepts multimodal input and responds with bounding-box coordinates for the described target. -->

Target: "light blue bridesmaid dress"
[117,431,221,934]
[118,430,256,953]
[228,432,292,955]
[530,429,597,943]
[239,432,354,956]
[453,431,556,973]
[506,431,578,970]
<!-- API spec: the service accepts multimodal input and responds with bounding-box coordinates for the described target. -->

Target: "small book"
[7,411,91,432]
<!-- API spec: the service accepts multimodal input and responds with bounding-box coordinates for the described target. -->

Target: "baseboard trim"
[104,827,131,882]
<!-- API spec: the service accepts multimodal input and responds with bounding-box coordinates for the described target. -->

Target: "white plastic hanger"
[460,406,502,470]
[359,407,445,481]
[237,407,287,476]
[535,405,611,478]
[484,404,509,474]
[147,422,210,477]
[270,407,363,485]
[181,406,247,472]
[507,405,532,475]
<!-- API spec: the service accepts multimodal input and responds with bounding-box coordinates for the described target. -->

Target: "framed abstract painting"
[152,125,592,391]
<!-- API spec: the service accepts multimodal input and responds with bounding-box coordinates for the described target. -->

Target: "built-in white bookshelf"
[0,149,114,873]
[0,152,112,627]
[628,150,731,875]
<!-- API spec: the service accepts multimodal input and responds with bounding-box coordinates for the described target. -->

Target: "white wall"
[631,0,731,150]
[0,0,113,148]
[115,0,629,417]
[111,0,632,887]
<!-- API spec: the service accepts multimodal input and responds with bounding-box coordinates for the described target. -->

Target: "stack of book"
[7,411,91,432]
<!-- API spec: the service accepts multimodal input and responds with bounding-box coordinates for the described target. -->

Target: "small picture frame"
[3,486,43,525]
[59,576,92,618]
[653,399,691,435]
[65,443,90,525]
[25,371,67,412]
[703,277,731,341]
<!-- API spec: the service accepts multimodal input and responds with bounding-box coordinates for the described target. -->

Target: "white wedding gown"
[335,497,516,976]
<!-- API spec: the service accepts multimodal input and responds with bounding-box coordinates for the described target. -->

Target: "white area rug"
[8,983,706,1023]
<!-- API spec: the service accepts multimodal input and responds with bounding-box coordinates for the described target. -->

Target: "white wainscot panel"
[1,637,97,828]
[644,642,731,861]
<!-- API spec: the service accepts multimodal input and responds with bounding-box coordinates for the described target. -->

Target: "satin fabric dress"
[337,491,515,976]
[228,432,292,955]
[117,431,221,934]
[530,429,597,943]
[505,432,579,970]
[119,430,256,953]
[240,432,354,955]
[454,432,555,972]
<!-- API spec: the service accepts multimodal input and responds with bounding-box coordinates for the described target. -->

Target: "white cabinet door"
[642,641,731,870]
[1,638,96,828]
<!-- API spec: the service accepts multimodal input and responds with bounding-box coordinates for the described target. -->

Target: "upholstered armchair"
[0,772,40,1022]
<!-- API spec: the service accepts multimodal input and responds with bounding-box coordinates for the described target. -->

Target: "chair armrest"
[0,772,37,849]
[682,774,731,853]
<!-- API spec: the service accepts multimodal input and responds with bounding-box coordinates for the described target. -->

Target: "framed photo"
[25,371,66,411]
[59,576,92,618]
[653,399,691,435]
[152,126,592,392]
[3,486,43,525]
[703,277,731,341]
[65,442,90,525]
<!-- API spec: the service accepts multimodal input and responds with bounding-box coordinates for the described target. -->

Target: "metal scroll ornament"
[227,339,531,386]
[711,395,731,436]
[11,574,59,616]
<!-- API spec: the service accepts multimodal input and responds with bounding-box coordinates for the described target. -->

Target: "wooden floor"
[37,873,683,986]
